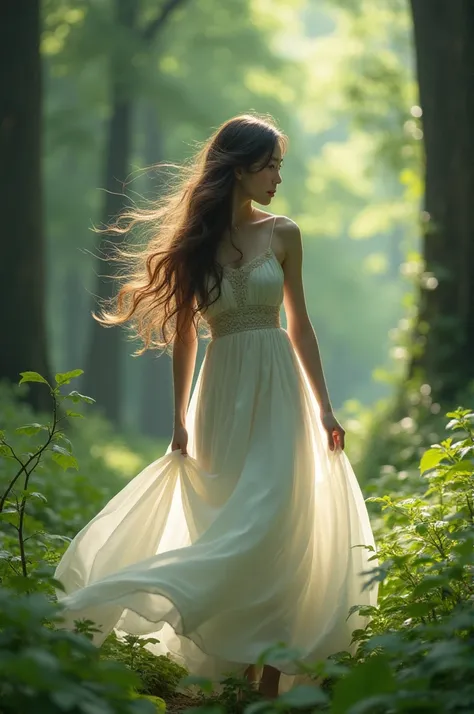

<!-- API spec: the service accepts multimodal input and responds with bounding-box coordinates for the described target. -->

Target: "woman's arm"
[280,218,345,450]
[171,300,198,455]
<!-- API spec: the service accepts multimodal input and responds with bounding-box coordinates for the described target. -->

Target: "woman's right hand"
[171,424,188,456]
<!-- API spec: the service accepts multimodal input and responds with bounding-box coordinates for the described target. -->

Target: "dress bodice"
[201,248,284,339]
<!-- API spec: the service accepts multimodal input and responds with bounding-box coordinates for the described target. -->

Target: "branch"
[141,0,189,43]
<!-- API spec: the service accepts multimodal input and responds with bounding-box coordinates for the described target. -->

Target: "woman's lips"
[267,191,275,196]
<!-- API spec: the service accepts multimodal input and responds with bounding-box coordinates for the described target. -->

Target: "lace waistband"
[206,305,281,340]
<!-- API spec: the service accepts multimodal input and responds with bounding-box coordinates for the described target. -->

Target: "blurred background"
[2,0,474,475]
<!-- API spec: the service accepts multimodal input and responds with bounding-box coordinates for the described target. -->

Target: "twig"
[17,394,59,577]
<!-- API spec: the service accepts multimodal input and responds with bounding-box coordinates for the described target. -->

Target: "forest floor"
[166,693,203,713]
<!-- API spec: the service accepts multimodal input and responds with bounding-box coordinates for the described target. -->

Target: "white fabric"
[55,249,377,692]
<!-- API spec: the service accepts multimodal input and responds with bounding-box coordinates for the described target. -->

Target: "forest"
[0,0,473,713]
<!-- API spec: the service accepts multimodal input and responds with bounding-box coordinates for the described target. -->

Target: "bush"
[1,371,473,713]
[0,371,182,711]
[0,587,157,714]
[101,632,188,700]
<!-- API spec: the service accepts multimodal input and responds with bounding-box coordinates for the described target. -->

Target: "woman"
[55,113,377,698]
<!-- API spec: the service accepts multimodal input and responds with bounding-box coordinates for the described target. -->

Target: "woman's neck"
[231,195,255,230]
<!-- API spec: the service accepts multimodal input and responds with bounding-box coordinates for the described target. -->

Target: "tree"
[136,102,173,438]
[409,0,474,404]
[0,0,51,410]
[84,0,188,424]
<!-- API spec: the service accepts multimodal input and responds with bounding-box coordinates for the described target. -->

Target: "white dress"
[55,217,377,692]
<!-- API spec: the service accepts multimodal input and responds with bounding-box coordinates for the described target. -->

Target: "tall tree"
[409,0,474,404]
[137,102,173,438]
[0,0,51,409]
[84,0,187,424]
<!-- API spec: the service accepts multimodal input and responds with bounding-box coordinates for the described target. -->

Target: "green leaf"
[15,423,49,436]
[412,575,448,598]
[414,522,430,536]
[66,390,96,404]
[6,575,33,592]
[133,696,166,713]
[51,691,82,709]
[51,445,79,471]
[66,410,84,419]
[420,448,447,474]
[138,636,161,646]
[245,703,273,714]
[404,601,437,618]
[81,702,114,714]
[346,604,378,620]
[279,685,328,707]
[0,549,21,561]
[55,369,84,385]
[0,510,19,525]
[51,444,70,457]
[28,491,48,504]
[444,459,474,477]
[51,452,79,471]
[19,371,49,386]
[0,444,12,457]
[54,433,73,452]
[346,695,395,714]
[331,656,396,714]
[365,633,403,654]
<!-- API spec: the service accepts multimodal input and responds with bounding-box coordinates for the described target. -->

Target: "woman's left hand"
[321,411,345,451]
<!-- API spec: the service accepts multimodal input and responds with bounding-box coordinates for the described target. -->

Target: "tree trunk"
[409,0,474,405]
[137,102,173,439]
[64,268,85,370]
[84,0,138,423]
[0,0,51,410]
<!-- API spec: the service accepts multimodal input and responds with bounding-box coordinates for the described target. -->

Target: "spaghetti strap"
[268,215,277,249]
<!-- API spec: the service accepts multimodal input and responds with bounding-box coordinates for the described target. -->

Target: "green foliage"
[0,370,94,582]
[360,407,474,634]
[2,368,473,711]
[42,0,421,418]
[0,373,183,710]
[178,409,474,714]
[130,694,166,713]
[0,587,156,714]
[329,408,474,713]
[0,377,167,554]
[101,632,188,700]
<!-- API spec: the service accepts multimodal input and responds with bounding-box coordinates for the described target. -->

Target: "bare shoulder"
[273,215,302,263]
[275,215,301,237]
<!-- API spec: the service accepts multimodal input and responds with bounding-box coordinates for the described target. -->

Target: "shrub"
[0,371,182,711]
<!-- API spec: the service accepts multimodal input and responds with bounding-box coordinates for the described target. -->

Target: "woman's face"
[238,144,283,206]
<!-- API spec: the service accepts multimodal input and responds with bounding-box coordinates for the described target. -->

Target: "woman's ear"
[234,166,243,181]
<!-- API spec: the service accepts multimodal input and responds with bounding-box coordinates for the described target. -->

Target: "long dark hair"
[95,113,287,353]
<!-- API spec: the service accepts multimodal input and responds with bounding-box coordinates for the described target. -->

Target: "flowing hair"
[94,113,287,354]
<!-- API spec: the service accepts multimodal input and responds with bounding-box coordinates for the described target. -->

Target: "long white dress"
[55,217,377,692]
